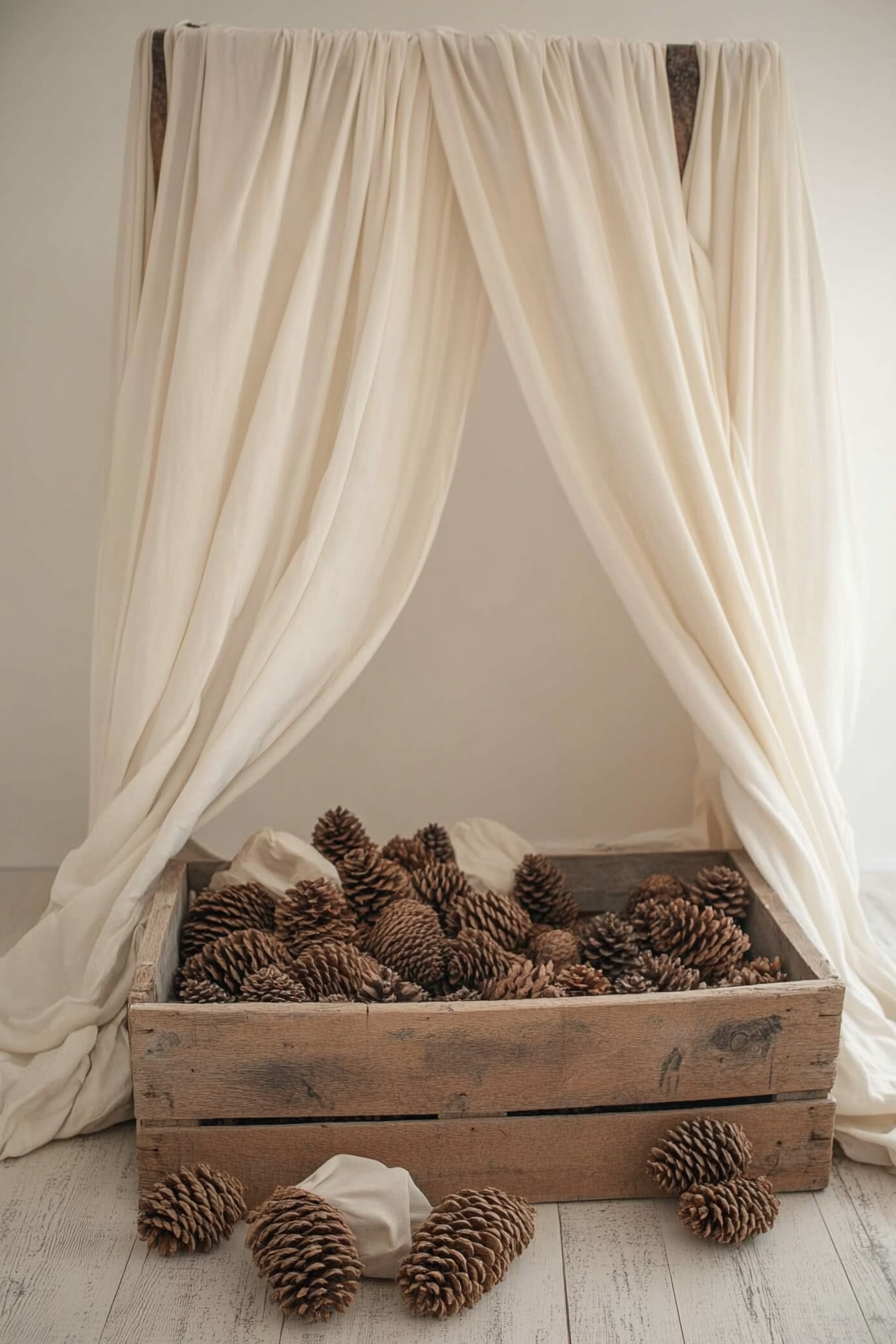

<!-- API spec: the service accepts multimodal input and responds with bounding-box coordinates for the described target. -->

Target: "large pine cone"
[178,977,234,1004]
[411,862,472,923]
[579,913,640,976]
[613,970,659,995]
[483,959,564,1000]
[717,955,788,987]
[180,883,276,960]
[446,887,532,952]
[274,878,357,957]
[398,1188,536,1317]
[529,926,580,972]
[513,854,579,929]
[178,928,291,998]
[359,967,431,1003]
[444,929,517,990]
[638,952,704,992]
[312,806,371,866]
[246,1186,362,1320]
[138,1164,246,1255]
[647,1117,753,1195]
[678,1176,780,1245]
[241,966,308,1002]
[382,835,431,872]
[553,964,612,996]
[690,865,750,923]
[648,899,750,976]
[415,823,457,866]
[337,846,414,926]
[366,899,448,990]
[625,874,694,939]
[292,941,376,1000]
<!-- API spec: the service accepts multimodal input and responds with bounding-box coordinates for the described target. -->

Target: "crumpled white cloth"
[449,817,532,895]
[208,828,337,895]
[298,1153,432,1278]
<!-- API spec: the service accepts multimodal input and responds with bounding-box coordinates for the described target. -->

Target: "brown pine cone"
[337,846,414,926]
[440,986,483,1001]
[180,883,276,960]
[246,1186,362,1320]
[638,952,704,992]
[553,963,612,996]
[446,887,532,952]
[415,823,457,866]
[178,977,235,1004]
[678,1176,780,1245]
[178,928,291,998]
[366,899,448,990]
[625,874,694,940]
[411,861,472,923]
[358,967,431,1003]
[241,966,308,1002]
[483,959,564,1000]
[513,854,579,929]
[274,878,357,957]
[647,1117,753,1195]
[580,913,640,976]
[444,929,517,990]
[613,970,659,994]
[398,1188,536,1317]
[138,1164,246,1255]
[648,899,750,976]
[311,806,371,865]
[529,926,580,972]
[717,956,788,986]
[382,835,431,872]
[690,865,750,923]
[292,940,377,1000]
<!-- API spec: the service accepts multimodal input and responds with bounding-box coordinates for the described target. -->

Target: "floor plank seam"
[97,1236,141,1343]
[556,1206,574,1344]
[653,1198,688,1344]
[813,1177,893,1341]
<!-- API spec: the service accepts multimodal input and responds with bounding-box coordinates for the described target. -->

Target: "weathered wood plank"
[137,1100,835,1210]
[814,1156,896,1344]
[733,849,836,982]
[130,860,188,1005]
[550,850,729,912]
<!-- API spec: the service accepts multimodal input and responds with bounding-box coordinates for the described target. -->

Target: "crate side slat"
[129,860,188,1005]
[731,848,837,983]
[550,850,730,912]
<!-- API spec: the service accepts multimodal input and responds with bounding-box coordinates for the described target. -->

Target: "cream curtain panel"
[1,25,892,1168]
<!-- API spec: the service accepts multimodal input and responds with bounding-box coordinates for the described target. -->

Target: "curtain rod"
[148,33,699,190]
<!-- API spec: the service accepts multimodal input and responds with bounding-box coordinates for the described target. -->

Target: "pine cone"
[613,970,659,995]
[440,986,483,1001]
[178,928,291,997]
[241,966,308,1002]
[638,952,704,992]
[553,963,612,996]
[246,1186,362,1320]
[311,806,371,865]
[579,913,640,976]
[446,887,532,952]
[382,835,431,872]
[625,874,694,939]
[678,1176,780,1245]
[648,899,750,976]
[444,929,517,990]
[398,1188,536,1317]
[292,941,376,1000]
[274,878,357,957]
[483,959,564,1000]
[411,861,472,923]
[358,967,431,1003]
[690,865,750,923]
[138,1164,246,1255]
[180,883,276,960]
[717,955,788,986]
[415,823,457,866]
[337,846,414,926]
[366,899,448,990]
[178,977,235,1004]
[647,1117,753,1195]
[513,854,579,929]
[529,926,580,972]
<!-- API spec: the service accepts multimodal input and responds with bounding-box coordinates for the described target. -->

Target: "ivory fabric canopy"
[1,25,893,1168]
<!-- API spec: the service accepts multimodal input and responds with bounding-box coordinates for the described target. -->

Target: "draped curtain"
[1,25,893,1168]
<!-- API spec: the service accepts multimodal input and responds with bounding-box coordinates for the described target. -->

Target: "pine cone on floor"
[444,929,518,990]
[178,928,291,998]
[678,1176,780,1245]
[246,1186,362,1320]
[513,854,579,929]
[292,941,376,1000]
[446,887,532,952]
[613,970,659,995]
[625,874,694,940]
[358,967,431,1003]
[717,955,788,986]
[312,806,372,866]
[178,977,235,1004]
[690,865,750,923]
[398,1188,536,1318]
[415,823,457,866]
[241,966,308,1002]
[648,899,750,976]
[180,883,276,960]
[647,1117,753,1195]
[273,878,357,957]
[579,913,641,976]
[366,899,448,990]
[529,926,580,972]
[553,964,612,996]
[483,959,565,1000]
[138,1164,246,1255]
[411,861,473,923]
[337,846,414,925]
[638,952,705,992]
[382,834,431,873]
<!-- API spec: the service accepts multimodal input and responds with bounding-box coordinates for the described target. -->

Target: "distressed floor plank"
[814,1156,896,1344]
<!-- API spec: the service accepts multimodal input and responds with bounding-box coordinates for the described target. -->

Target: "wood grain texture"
[733,849,837,982]
[137,1099,835,1210]
[0,1124,137,1344]
[814,1156,896,1344]
[130,860,188,1005]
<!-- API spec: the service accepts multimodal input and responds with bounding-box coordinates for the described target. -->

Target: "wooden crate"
[130,850,842,1208]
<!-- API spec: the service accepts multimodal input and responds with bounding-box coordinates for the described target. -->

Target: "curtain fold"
[422,29,896,1165]
[0,24,489,1157]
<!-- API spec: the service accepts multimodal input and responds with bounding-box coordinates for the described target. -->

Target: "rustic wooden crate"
[130,849,842,1208]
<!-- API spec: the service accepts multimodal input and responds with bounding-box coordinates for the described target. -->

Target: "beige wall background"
[1,0,893,867]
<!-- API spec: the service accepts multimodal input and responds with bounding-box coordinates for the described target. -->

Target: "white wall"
[1,0,893,865]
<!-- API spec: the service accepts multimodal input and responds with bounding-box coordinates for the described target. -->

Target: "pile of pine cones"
[174,807,787,1004]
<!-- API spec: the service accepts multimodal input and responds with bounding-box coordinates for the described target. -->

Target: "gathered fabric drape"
[2,26,892,1168]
